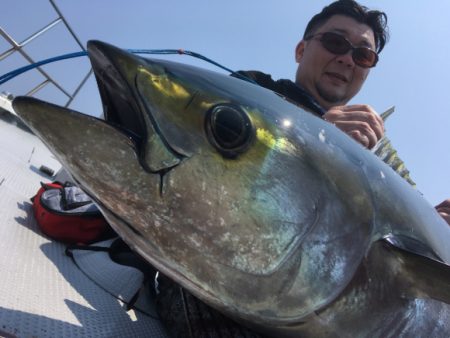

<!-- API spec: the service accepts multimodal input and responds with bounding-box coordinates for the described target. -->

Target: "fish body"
[13,41,450,337]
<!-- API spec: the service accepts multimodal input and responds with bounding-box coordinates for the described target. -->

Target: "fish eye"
[205,104,254,158]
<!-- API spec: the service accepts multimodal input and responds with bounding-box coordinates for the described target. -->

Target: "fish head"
[14,41,378,326]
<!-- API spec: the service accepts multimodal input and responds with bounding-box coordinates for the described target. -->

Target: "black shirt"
[235,70,326,116]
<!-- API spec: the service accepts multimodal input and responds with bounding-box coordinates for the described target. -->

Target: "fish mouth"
[87,41,145,145]
[87,40,184,174]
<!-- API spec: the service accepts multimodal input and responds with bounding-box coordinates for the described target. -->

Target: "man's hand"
[435,199,450,225]
[323,104,385,149]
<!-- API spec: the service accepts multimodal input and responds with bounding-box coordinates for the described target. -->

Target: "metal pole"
[64,69,93,107]
[0,18,62,61]
[48,0,86,51]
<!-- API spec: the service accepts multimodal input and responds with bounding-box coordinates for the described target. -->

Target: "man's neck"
[294,80,343,111]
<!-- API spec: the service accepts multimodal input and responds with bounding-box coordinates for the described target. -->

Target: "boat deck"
[0,111,167,337]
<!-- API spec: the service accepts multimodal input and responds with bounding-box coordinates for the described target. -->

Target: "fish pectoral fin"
[381,239,450,303]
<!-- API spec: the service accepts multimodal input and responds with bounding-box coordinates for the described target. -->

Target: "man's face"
[295,15,376,110]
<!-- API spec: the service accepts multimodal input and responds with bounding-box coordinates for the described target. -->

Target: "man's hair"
[303,0,388,53]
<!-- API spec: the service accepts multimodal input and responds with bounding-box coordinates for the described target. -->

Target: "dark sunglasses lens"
[321,33,378,68]
[321,33,350,54]
[353,48,378,68]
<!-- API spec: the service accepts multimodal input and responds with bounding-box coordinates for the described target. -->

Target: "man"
[238,0,450,225]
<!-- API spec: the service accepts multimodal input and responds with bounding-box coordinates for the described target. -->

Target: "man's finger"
[436,207,450,215]
[325,110,384,140]
[347,130,370,148]
[336,121,378,149]
[437,211,450,226]
[336,104,384,127]
[435,199,450,209]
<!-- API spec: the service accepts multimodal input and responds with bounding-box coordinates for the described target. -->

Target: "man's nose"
[335,51,355,68]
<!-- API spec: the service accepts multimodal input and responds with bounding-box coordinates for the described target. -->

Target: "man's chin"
[316,87,347,107]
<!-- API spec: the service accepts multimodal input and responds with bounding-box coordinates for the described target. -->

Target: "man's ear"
[295,40,306,63]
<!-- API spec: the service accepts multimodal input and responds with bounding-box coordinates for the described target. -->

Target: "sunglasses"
[306,32,378,68]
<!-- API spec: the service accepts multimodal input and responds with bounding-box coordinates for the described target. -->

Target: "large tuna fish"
[13,40,450,337]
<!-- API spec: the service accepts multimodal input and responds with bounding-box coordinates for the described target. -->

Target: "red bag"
[32,181,110,244]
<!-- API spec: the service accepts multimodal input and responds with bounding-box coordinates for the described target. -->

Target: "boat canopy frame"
[0,0,92,108]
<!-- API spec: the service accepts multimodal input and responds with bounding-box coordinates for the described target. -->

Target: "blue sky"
[1,0,450,205]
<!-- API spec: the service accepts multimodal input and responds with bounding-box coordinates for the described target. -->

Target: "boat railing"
[0,0,91,111]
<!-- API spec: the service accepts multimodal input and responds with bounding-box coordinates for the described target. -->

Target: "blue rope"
[0,48,255,86]
[0,51,87,85]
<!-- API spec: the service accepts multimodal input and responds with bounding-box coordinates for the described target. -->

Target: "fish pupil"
[214,108,245,145]
[206,104,253,158]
